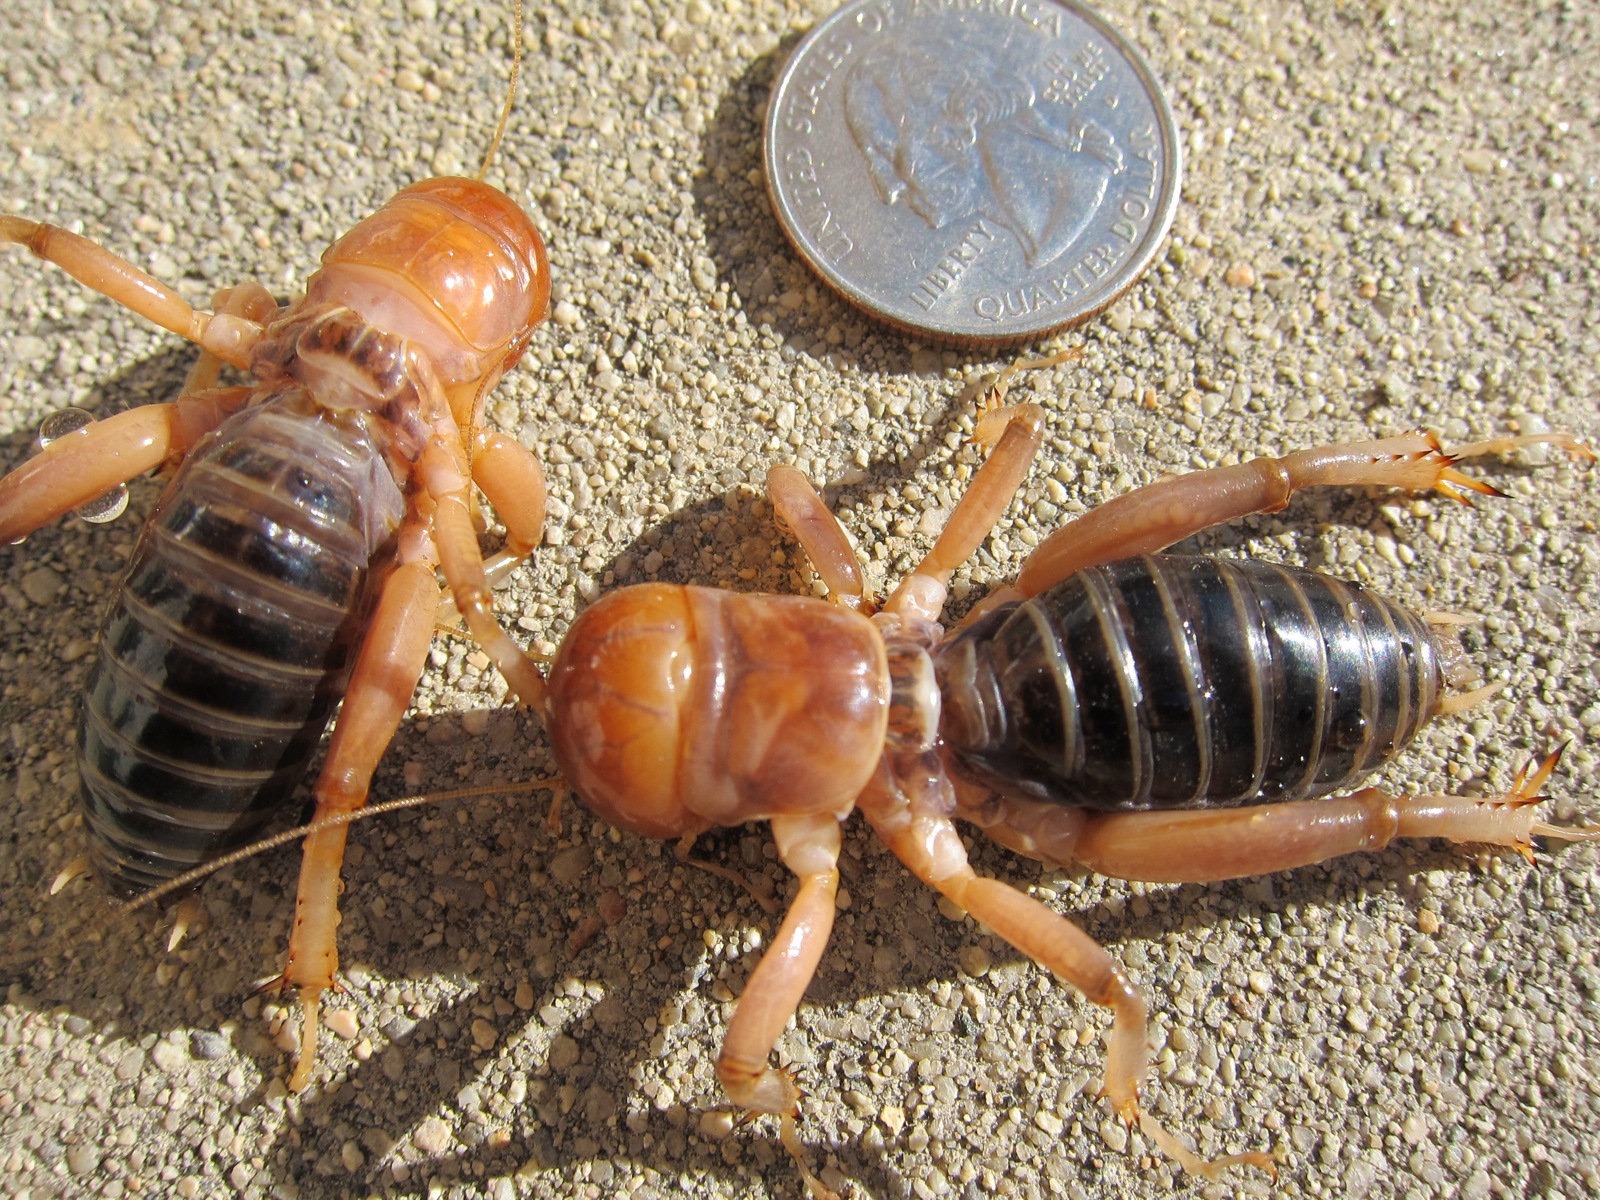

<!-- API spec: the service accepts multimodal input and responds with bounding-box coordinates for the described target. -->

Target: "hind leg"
[278,433,551,1089]
[1011,430,1593,598]
[959,749,1595,884]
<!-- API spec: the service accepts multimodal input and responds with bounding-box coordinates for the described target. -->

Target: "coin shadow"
[693,41,975,382]
[694,38,827,354]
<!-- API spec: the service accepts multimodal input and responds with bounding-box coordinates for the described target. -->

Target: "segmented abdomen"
[77,387,406,897]
[935,555,1449,812]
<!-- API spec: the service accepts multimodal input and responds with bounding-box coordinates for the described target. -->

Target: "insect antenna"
[116,776,562,918]
[0,779,561,979]
[477,0,524,180]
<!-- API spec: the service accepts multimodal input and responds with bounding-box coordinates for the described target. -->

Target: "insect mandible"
[529,371,1595,1196]
[0,1,549,1091]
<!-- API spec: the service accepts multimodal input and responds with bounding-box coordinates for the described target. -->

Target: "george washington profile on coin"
[843,26,1126,271]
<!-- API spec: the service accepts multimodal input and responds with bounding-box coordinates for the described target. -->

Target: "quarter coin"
[764,0,1181,346]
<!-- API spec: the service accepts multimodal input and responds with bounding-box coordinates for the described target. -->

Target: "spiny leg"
[0,385,253,543]
[674,834,778,914]
[965,748,1593,884]
[1015,429,1594,597]
[768,400,1048,623]
[275,554,440,1091]
[970,347,1083,449]
[1,216,264,368]
[716,813,842,1200]
[859,757,1274,1180]
[1448,432,1593,463]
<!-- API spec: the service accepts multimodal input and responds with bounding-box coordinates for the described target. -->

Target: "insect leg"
[861,756,1274,1180]
[1,217,263,368]
[965,748,1594,883]
[181,283,279,394]
[767,465,871,609]
[420,436,547,707]
[970,348,1084,449]
[0,384,253,542]
[716,812,842,1200]
[881,403,1045,622]
[470,428,548,588]
[275,555,441,1091]
[1014,429,1594,596]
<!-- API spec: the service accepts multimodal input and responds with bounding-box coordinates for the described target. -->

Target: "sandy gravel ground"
[1,1,1596,1198]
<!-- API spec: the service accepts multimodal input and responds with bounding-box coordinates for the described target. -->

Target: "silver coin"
[764,0,1181,347]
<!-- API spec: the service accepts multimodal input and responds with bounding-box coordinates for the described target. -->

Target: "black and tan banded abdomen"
[935,554,1452,812]
[77,388,406,896]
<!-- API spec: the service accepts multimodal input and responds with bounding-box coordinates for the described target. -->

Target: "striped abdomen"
[935,555,1450,812]
[78,387,406,896]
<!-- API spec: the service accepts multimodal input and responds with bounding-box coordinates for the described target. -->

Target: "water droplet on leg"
[38,406,95,446]
[76,485,130,523]
[37,407,133,525]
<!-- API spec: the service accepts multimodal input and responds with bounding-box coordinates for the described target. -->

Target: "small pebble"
[598,887,627,924]
[698,1110,734,1140]
[1099,1116,1129,1153]
[550,1035,580,1071]
[957,945,992,979]
[414,1116,452,1155]
[19,567,63,605]
[190,1030,228,1060]
[549,845,592,884]
[115,1047,145,1081]
[66,1144,102,1176]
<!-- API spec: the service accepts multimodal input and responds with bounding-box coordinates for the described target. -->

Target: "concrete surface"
[0,1,1596,1198]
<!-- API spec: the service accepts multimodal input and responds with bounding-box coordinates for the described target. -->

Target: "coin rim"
[763,0,1183,348]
